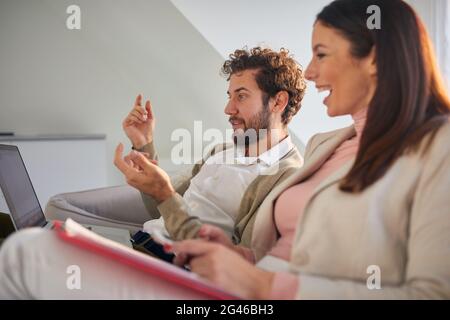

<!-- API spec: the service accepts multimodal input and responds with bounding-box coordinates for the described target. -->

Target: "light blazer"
[251,121,450,299]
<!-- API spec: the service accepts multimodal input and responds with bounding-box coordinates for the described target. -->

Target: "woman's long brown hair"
[317,0,450,192]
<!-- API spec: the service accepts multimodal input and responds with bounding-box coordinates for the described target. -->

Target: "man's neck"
[245,128,288,157]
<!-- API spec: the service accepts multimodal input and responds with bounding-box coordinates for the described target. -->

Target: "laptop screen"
[0,144,47,229]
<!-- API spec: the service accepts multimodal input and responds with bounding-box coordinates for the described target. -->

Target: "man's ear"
[272,91,289,112]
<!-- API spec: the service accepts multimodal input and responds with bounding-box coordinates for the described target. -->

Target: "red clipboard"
[53,219,240,300]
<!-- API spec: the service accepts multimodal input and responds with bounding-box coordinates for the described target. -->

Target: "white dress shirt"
[143,136,295,237]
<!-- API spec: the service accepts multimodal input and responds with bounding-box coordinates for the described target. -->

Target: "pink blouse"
[269,109,367,299]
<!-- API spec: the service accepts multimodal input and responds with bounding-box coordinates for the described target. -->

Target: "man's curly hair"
[221,47,307,125]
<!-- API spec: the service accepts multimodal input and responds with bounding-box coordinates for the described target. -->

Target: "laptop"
[0,144,132,247]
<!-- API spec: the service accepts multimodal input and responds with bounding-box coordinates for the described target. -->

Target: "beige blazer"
[251,121,450,299]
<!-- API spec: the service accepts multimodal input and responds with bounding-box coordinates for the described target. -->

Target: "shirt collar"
[234,135,294,166]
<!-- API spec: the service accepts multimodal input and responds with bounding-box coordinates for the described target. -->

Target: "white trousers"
[0,228,211,299]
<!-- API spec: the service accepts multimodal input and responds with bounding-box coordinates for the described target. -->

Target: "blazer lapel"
[266,125,356,202]
[251,126,356,259]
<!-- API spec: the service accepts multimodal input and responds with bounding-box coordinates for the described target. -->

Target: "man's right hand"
[122,94,155,149]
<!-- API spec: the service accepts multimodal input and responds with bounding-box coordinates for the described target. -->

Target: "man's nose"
[224,100,237,115]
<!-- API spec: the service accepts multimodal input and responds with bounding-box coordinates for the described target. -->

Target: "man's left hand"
[114,143,175,203]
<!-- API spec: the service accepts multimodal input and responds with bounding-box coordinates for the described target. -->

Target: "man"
[0,47,307,299]
[115,47,307,246]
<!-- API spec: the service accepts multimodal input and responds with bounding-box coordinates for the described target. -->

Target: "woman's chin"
[326,106,339,117]
[325,104,347,117]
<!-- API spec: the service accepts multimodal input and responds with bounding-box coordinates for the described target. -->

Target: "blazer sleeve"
[140,165,195,220]
[293,128,450,299]
[137,141,158,161]
[136,141,193,219]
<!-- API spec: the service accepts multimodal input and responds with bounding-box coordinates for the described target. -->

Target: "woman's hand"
[169,240,275,299]
[196,224,255,263]
[197,224,234,247]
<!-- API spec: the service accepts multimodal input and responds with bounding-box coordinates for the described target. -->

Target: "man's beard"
[232,104,271,148]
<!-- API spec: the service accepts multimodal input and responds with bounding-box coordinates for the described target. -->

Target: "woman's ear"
[368,47,377,77]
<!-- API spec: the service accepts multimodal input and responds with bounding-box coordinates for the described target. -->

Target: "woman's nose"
[305,62,316,81]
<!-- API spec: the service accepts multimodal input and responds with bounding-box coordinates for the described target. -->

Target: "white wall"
[0,0,229,186]
[407,0,450,90]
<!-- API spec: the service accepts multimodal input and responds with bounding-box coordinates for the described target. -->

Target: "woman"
[169,0,450,299]
[0,0,449,299]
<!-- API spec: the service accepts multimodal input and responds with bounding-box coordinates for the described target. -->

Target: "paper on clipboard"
[53,218,240,300]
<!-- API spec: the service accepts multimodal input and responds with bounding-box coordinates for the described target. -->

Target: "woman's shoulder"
[311,126,354,143]
[433,118,450,142]
[304,125,354,159]
[420,118,450,157]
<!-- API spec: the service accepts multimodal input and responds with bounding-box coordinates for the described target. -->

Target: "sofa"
[45,185,149,233]
[44,165,194,233]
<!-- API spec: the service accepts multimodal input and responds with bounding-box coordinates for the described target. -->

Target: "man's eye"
[317,53,326,59]
[238,94,246,100]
